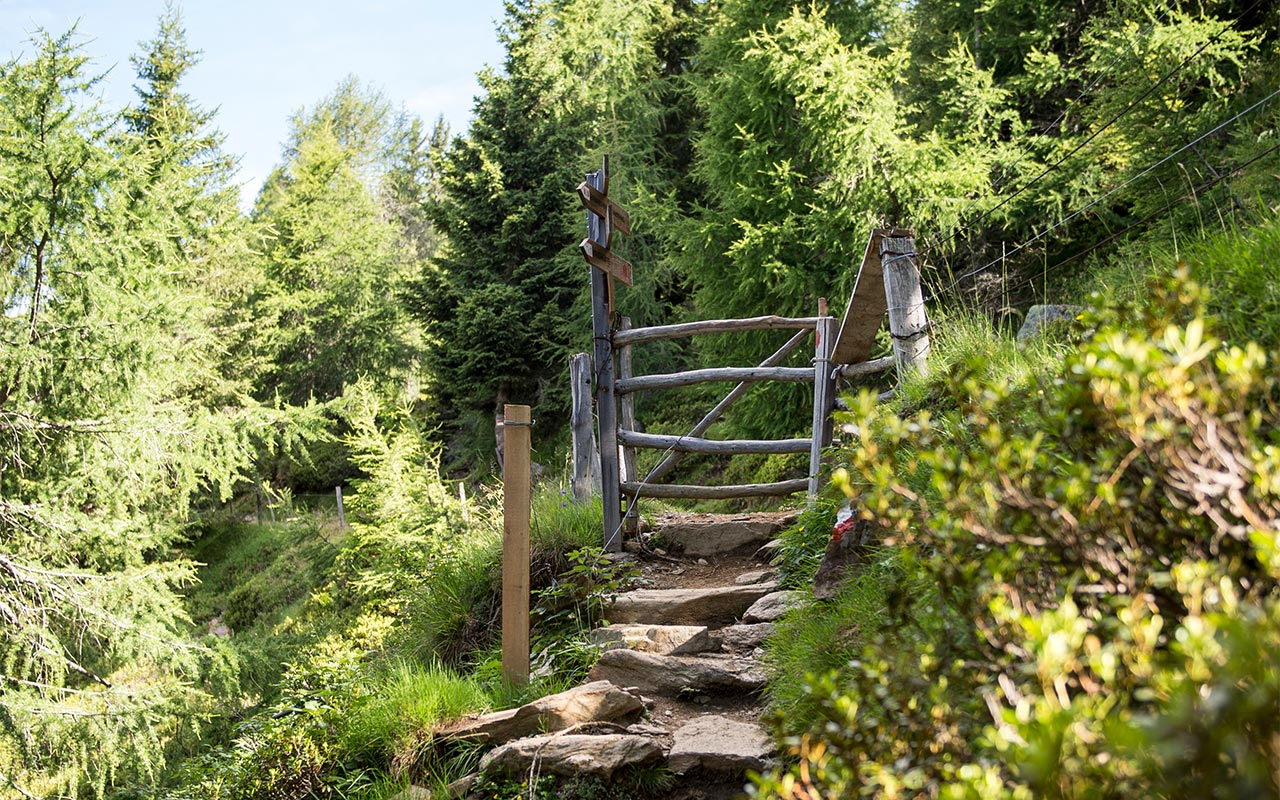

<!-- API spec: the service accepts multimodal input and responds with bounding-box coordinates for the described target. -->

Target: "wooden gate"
[572,158,929,552]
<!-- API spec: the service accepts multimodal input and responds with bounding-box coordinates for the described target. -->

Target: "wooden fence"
[572,158,930,552]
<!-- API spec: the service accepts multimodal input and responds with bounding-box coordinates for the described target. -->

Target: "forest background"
[2,0,1279,797]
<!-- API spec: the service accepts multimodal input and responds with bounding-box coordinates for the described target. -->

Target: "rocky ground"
[424,510,804,800]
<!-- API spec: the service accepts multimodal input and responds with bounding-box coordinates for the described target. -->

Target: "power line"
[935,85,1280,296]
[928,1,1263,271]
[922,9,1170,256]
[1004,137,1280,298]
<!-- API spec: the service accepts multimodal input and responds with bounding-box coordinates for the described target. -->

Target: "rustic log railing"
[573,156,928,551]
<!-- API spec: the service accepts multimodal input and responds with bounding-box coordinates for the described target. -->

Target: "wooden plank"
[579,238,634,287]
[836,355,895,379]
[587,163,622,552]
[621,478,809,500]
[618,429,812,455]
[883,235,930,379]
[808,315,837,499]
[616,366,814,394]
[613,315,818,347]
[501,404,532,686]
[576,181,632,238]
[832,228,913,365]
[647,327,811,484]
[569,353,600,502]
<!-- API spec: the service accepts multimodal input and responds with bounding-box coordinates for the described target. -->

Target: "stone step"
[588,624,720,656]
[608,583,778,626]
[478,733,663,782]
[589,649,767,696]
[654,510,798,558]
[667,715,776,775]
[434,680,644,745]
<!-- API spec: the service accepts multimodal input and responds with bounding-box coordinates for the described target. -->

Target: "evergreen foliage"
[0,26,308,798]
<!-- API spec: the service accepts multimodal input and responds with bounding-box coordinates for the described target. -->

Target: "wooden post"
[808,301,837,500]
[501,404,532,686]
[458,481,471,525]
[881,235,930,380]
[618,318,640,533]
[335,486,346,530]
[587,162,622,552]
[569,353,601,503]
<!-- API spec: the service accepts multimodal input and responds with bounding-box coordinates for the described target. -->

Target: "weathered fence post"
[617,317,640,533]
[808,300,837,500]
[586,162,622,552]
[501,404,532,686]
[881,235,930,379]
[335,486,346,530]
[569,353,601,502]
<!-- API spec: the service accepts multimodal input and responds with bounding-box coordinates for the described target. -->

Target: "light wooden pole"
[501,404,532,686]
[881,235,930,380]
[808,299,837,500]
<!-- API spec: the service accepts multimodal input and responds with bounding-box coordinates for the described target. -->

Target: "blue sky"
[1,0,507,207]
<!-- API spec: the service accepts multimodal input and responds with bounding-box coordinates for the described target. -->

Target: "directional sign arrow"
[576,181,632,237]
[578,238,633,287]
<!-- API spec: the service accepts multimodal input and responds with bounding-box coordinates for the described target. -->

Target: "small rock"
[752,647,765,659]
[628,721,670,735]
[663,709,673,716]
[445,775,475,799]
[623,540,643,554]
[742,590,804,623]
[389,786,432,800]
[667,715,774,774]
[670,566,685,575]
[696,558,709,566]
[754,538,783,560]
[654,548,668,556]
[734,569,777,585]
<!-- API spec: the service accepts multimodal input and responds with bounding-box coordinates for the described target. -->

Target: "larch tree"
[0,29,293,798]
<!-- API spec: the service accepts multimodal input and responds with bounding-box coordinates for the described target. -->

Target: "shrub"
[753,273,1280,798]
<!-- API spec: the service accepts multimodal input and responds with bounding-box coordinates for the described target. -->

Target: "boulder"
[389,787,432,800]
[444,774,475,799]
[742,590,804,623]
[716,622,774,653]
[667,715,775,774]
[589,649,767,695]
[435,681,643,745]
[655,511,797,557]
[608,584,777,626]
[479,734,663,780]
[588,624,719,656]
[1017,304,1083,344]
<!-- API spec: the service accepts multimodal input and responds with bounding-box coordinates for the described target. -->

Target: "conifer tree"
[0,29,293,797]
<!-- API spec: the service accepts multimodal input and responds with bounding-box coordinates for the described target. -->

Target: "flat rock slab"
[655,511,798,558]
[668,715,775,774]
[608,583,778,626]
[734,569,777,585]
[589,624,719,656]
[742,590,804,623]
[589,649,767,695]
[716,622,774,653]
[435,680,643,745]
[479,733,663,780]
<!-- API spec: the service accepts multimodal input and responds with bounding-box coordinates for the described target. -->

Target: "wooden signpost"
[580,156,633,552]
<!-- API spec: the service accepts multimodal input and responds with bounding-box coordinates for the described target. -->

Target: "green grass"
[339,660,494,779]
[764,549,911,736]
